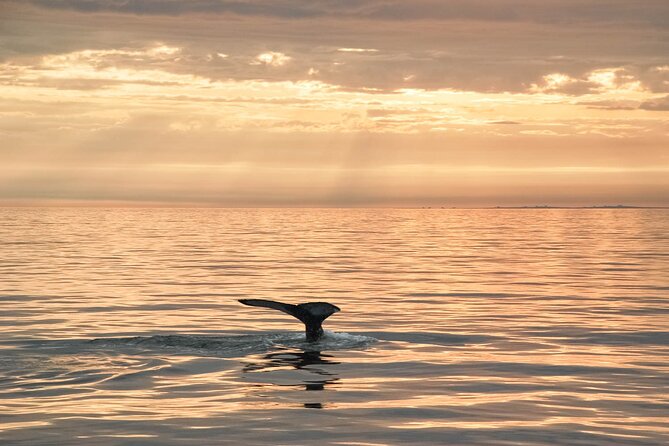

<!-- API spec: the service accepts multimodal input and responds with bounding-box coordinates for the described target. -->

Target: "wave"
[87,331,377,357]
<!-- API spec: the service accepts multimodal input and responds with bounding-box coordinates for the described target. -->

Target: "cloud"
[0,44,212,91]
[253,51,291,67]
[1,1,667,206]
[639,95,669,111]
[577,100,638,110]
[2,1,668,95]
[520,129,564,136]
[337,48,379,53]
[530,73,598,95]
[529,68,646,95]
[19,0,669,27]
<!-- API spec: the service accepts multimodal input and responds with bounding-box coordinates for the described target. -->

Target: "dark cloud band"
[20,0,669,27]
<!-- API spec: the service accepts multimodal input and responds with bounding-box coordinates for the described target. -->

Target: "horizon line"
[1,199,667,210]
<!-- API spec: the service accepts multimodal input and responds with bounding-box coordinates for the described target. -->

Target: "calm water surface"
[1,208,668,445]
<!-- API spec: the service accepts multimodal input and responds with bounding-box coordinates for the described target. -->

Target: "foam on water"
[86,331,377,356]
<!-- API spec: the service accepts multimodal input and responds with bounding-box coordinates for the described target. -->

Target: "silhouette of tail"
[238,299,340,341]
[238,299,304,321]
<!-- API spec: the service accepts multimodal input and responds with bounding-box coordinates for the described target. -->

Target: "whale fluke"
[238,299,340,342]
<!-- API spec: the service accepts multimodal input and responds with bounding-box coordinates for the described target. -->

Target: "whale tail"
[238,299,340,342]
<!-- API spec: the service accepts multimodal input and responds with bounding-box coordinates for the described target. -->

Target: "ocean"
[1,208,668,445]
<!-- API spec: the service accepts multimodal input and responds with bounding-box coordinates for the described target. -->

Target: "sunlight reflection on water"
[1,208,668,445]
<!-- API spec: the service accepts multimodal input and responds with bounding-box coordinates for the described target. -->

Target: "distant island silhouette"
[416,205,666,209]
[492,205,650,209]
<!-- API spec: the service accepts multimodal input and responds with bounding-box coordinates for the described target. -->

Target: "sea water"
[1,208,668,445]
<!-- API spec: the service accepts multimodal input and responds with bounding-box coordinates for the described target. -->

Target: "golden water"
[1,208,668,445]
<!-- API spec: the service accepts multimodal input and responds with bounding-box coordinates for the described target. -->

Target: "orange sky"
[1,1,668,206]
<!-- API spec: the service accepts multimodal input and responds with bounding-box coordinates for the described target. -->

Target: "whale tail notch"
[238,299,340,342]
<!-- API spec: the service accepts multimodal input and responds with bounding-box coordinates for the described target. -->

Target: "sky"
[1,0,668,207]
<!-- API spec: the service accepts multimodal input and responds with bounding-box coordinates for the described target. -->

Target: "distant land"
[419,205,669,209]
[494,205,647,209]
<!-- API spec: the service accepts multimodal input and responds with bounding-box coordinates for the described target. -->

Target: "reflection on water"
[1,208,669,445]
[244,350,340,407]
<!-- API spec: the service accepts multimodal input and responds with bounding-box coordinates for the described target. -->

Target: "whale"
[238,299,340,342]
